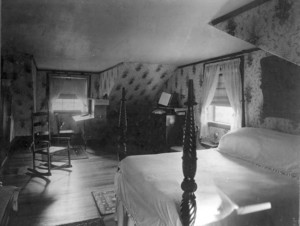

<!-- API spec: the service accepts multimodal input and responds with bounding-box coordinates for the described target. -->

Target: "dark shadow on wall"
[261,56,300,122]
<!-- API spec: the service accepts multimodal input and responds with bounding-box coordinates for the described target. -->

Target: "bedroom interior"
[0,0,300,226]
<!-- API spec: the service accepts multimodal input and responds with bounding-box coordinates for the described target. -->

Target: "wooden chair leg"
[47,155,51,175]
[67,148,72,167]
[32,152,36,170]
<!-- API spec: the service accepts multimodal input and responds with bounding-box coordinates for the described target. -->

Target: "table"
[72,114,94,150]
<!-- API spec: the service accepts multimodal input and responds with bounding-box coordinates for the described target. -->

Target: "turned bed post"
[118,87,127,161]
[181,79,198,226]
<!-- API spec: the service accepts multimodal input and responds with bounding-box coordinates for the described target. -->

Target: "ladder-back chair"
[29,112,72,176]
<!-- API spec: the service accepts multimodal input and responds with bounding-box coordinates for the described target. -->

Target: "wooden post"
[118,87,127,161]
[181,79,197,226]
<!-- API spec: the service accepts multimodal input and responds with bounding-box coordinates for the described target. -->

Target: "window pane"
[214,106,234,124]
[49,76,88,112]
[52,99,63,111]
[52,98,84,112]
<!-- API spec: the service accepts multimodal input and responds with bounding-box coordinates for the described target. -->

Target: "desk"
[72,114,94,150]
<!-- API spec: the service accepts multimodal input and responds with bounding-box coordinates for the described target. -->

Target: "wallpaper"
[36,71,48,112]
[2,53,36,136]
[91,62,176,112]
[36,63,176,117]
[164,49,300,138]
[91,62,176,153]
[244,50,300,134]
[213,0,300,66]
[32,63,176,152]
[91,67,119,100]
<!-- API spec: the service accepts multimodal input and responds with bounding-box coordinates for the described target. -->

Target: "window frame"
[208,105,232,130]
[52,98,85,113]
[47,73,91,114]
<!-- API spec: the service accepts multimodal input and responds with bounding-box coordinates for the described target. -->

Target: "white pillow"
[218,127,300,177]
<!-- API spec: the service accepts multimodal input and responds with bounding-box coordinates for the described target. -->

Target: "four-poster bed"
[115,80,299,226]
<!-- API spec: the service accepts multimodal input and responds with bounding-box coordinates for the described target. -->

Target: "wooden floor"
[2,144,118,226]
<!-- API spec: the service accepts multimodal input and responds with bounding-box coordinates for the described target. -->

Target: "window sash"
[49,76,88,113]
[210,74,230,106]
[211,105,233,125]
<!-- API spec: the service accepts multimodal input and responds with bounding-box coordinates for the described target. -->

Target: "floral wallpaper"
[91,68,119,100]
[2,53,36,136]
[91,62,176,112]
[5,49,299,145]
[91,62,176,153]
[244,50,300,134]
[213,0,300,66]
[36,71,48,112]
[164,49,300,138]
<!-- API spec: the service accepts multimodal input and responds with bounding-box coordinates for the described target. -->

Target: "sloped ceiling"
[212,0,300,66]
[2,0,254,71]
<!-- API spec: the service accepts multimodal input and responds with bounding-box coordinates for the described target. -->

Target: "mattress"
[115,149,299,226]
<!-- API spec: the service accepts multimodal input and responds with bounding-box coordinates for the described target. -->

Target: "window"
[201,58,242,138]
[49,75,88,113]
[209,74,233,127]
[213,106,234,125]
[52,94,84,112]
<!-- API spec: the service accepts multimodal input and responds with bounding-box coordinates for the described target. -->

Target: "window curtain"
[200,64,220,138]
[49,76,88,112]
[221,58,242,131]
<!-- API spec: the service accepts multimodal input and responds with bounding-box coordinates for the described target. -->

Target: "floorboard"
[1,144,118,226]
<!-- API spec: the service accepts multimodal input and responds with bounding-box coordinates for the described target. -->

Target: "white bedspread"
[115,150,299,226]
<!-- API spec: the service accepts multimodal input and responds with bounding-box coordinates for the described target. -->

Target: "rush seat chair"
[28,112,72,176]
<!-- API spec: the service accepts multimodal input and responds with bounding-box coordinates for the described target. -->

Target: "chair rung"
[31,111,72,176]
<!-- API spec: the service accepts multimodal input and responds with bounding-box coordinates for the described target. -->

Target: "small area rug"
[92,185,116,215]
[58,218,104,226]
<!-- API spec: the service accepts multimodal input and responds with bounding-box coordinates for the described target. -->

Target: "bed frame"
[118,87,127,161]
[117,80,198,226]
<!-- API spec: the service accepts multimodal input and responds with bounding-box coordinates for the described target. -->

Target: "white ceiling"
[2,0,254,72]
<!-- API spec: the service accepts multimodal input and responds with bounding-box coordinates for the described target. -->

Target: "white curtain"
[221,59,242,131]
[200,64,220,138]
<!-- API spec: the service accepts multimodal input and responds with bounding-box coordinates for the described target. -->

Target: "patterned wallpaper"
[244,50,300,134]
[91,62,176,112]
[36,71,48,112]
[213,0,300,66]
[91,67,119,100]
[164,49,300,137]
[91,62,177,153]
[2,53,36,136]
